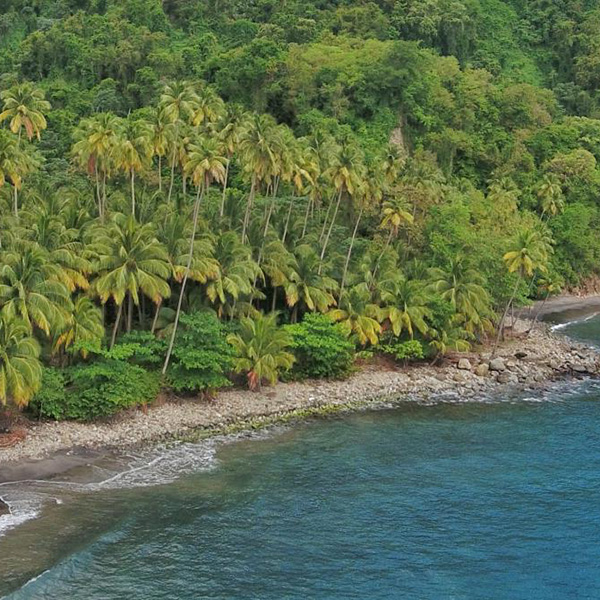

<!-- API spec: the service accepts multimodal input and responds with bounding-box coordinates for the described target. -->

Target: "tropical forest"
[0,0,598,419]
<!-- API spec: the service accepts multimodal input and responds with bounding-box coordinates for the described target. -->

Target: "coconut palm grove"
[0,0,598,419]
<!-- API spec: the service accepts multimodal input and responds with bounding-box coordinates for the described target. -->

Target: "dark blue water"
[2,317,600,599]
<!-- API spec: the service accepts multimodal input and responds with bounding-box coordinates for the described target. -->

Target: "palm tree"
[228,313,294,391]
[493,228,551,352]
[238,114,281,242]
[328,285,383,346]
[149,108,174,192]
[72,113,120,219]
[93,213,171,346]
[0,313,42,408]
[429,255,492,335]
[191,85,225,128]
[159,81,200,203]
[0,130,27,217]
[206,231,262,319]
[218,104,248,217]
[0,245,73,336]
[377,194,413,270]
[0,82,51,142]
[526,275,562,336]
[53,295,105,360]
[537,174,564,220]
[113,116,153,217]
[162,137,227,373]
[319,140,365,272]
[380,278,431,339]
[284,245,337,323]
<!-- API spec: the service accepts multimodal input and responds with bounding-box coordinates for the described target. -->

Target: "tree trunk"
[110,302,123,349]
[127,292,133,333]
[301,196,312,239]
[282,192,295,243]
[526,291,550,336]
[319,192,335,244]
[163,182,205,375]
[492,275,521,357]
[151,298,162,334]
[94,162,102,219]
[271,288,277,313]
[373,229,394,281]
[158,155,162,192]
[131,169,136,217]
[167,150,176,204]
[339,205,364,302]
[102,171,107,221]
[241,177,256,244]
[13,185,18,219]
[319,189,343,274]
[220,157,230,218]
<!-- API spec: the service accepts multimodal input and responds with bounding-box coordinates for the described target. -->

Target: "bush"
[114,331,167,369]
[66,360,160,420]
[30,361,160,421]
[285,314,355,380]
[378,339,425,364]
[166,311,234,393]
[29,367,67,420]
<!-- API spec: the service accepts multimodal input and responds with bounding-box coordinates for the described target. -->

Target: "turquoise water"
[1,317,600,599]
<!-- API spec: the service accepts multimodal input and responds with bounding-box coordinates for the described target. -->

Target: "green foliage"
[378,339,425,364]
[31,360,159,421]
[166,312,234,394]
[285,313,354,380]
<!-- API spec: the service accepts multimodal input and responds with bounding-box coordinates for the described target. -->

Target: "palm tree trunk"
[110,302,123,349]
[158,155,162,192]
[131,169,136,217]
[151,299,162,334]
[94,162,102,218]
[271,288,277,313]
[282,192,295,243]
[373,229,394,281]
[319,189,343,274]
[220,157,230,218]
[167,151,176,204]
[263,178,280,238]
[13,185,18,219]
[102,171,107,220]
[241,177,256,244]
[127,292,133,333]
[301,196,312,239]
[526,291,550,336]
[163,182,205,375]
[319,192,335,244]
[492,275,521,357]
[339,204,364,302]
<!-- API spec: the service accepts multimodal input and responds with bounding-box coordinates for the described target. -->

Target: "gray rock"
[489,358,506,372]
[572,364,588,373]
[497,372,518,384]
[453,372,467,383]
[457,358,472,371]
[475,364,490,377]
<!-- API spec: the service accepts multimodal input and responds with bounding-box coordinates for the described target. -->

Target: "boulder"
[489,358,506,372]
[0,500,9,516]
[515,351,528,360]
[475,364,490,377]
[497,372,518,384]
[457,358,472,371]
[572,364,588,373]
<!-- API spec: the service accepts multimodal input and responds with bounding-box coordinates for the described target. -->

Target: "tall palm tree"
[376,194,413,271]
[537,174,564,220]
[0,313,42,408]
[228,313,294,391]
[93,213,171,346]
[380,277,431,339]
[328,285,383,346]
[319,140,365,272]
[493,228,551,351]
[191,85,225,128]
[0,130,27,217]
[160,81,200,203]
[114,116,153,217]
[162,137,227,374]
[0,245,73,336]
[149,108,174,192]
[0,82,51,142]
[284,245,337,323]
[53,295,105,360]
[72,113,120,219]
[218,104,248,217]
[238,114,281,242]
[429,254,492,335]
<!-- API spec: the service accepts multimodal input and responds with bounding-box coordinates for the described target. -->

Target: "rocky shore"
[0,316,598,471]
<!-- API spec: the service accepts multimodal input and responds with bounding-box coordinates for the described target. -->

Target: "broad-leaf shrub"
[285,314,354,380]
[378,339,425,364]
[166,312,234,393]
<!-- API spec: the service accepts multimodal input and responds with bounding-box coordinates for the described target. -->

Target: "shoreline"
[1,308,600,483]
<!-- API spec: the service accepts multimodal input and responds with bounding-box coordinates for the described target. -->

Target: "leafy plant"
[228,313,295,390]
[166,311,234,394]
[378,339,425,364]
[285,313,354,379]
